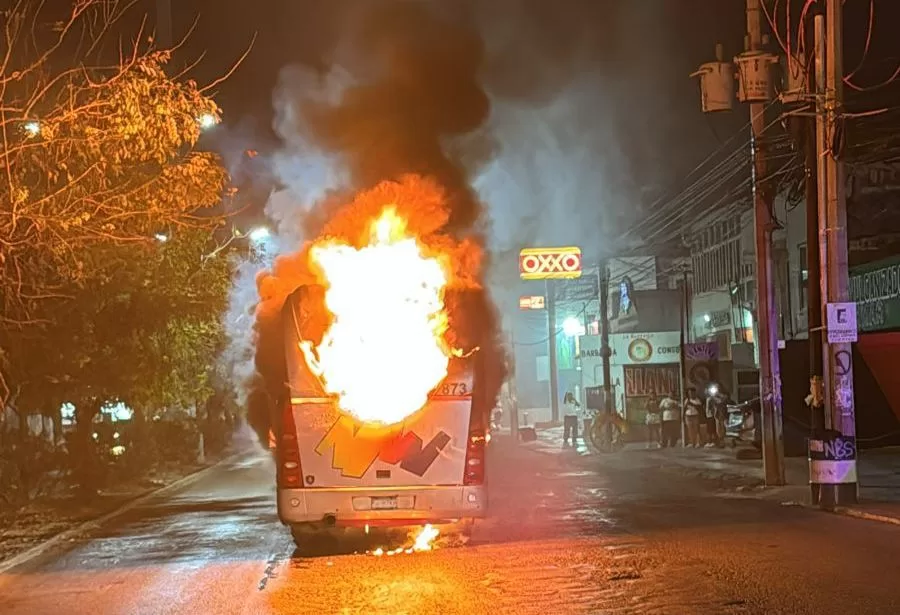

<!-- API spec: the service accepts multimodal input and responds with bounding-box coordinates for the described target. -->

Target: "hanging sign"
[518,295,546,310]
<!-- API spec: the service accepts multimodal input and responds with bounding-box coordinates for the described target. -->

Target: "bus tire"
[460,517,476,538]
[290,524,333,556]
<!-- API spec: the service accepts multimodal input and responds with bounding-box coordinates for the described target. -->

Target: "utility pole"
[598,263,613,412]
[798,26,826,504]
[679,269,690,446]
[815,1,859,505]
[746,0,786,485]
[546,280,560,423]
[508,328,520,443]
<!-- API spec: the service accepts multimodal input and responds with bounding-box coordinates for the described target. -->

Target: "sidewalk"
[515,424,900,526]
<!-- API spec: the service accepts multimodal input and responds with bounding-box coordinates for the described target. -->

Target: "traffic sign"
[518,247,582,280]
[826,302,858,343]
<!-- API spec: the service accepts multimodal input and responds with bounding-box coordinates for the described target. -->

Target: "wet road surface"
[1,439,899,614]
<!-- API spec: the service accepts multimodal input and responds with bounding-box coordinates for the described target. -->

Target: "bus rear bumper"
[277,484,487,526]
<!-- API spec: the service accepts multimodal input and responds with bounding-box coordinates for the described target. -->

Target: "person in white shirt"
[644,391,661,449]
[659,394,680,448]
[562,391,581,448]
[683,387,703,448]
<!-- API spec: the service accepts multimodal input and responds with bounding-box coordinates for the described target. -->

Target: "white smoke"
[221,255,263,407]
[219,65,354,404]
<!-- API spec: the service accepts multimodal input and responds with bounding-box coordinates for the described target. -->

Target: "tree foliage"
[9,229,234,415]
[0,0,232,405]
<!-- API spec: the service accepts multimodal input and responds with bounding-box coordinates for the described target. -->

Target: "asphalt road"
[1,438,899,615]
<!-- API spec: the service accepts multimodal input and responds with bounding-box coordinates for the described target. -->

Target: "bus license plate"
[371,496,398,510]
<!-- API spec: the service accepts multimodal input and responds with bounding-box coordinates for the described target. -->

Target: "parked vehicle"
[725,397,809,456]
[725,398,761,449]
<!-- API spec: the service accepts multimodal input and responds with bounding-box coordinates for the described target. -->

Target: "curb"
[830,506,900,527]
[516,439,900,527]
[0,452,243,575]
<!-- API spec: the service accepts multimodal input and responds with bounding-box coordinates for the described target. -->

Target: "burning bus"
[257,181,503,549]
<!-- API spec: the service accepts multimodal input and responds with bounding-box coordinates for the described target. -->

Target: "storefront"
[850,255,900,423]
[578,331,682,427]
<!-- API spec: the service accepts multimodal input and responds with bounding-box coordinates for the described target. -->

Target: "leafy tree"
[0,0,229,403]
[5,228,236,492]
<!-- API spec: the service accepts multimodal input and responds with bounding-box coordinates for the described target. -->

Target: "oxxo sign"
[519,247,582,280]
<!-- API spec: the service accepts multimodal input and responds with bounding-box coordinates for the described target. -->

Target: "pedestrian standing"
[714,389,730,447]
[644,392,661,449]
[660,394,680,448]
[562,391,581,448]
[683,387,703,448]
[704,387,718,447]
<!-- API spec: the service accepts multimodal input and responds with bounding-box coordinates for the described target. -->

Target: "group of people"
[560,385,730,450]
[562,391,592,448]
[643,385,730,449]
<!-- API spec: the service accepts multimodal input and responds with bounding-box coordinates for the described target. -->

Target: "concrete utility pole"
[814,2,859,505]
[508,328,520,443]
[746,0,786,486]
[679,269,690,446]
[598,263,613,411]
[546,280,560,423]
[801,24,826,504]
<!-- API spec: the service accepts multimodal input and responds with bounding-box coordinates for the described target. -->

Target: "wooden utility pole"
[746,0,786,485]
[815,2,859,505]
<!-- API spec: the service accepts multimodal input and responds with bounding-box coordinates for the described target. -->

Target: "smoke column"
[246,0,505,444]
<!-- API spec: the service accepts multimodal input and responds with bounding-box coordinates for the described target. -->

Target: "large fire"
[253,176,503,445]
[300,207,453,425]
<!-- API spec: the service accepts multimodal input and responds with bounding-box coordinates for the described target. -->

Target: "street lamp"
[154,233,169,243]
[198,113,218,130]
[23,121,40,137]
[248,226,270,243]
[562,316,584,337]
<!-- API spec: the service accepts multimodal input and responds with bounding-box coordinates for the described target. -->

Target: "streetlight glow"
[198,113,218,130]
[563,316,584,337]
[155,233,169,242]
[248,227,270,242]
[23,121,40,137]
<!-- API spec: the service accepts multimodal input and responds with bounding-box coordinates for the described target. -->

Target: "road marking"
[258,552,288,591]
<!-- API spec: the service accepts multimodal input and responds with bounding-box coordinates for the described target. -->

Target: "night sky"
[145,0,899,235]
[165,4,745,149]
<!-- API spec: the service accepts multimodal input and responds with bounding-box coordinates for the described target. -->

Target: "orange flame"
[370,524,441,557]
[300,207,452,425]
[411,523,440,551]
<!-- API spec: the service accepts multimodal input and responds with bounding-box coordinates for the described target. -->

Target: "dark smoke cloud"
[297,0,493,233]
[224,0,733,437]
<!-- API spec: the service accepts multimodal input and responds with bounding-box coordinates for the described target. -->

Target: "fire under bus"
[275,285,489,547]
